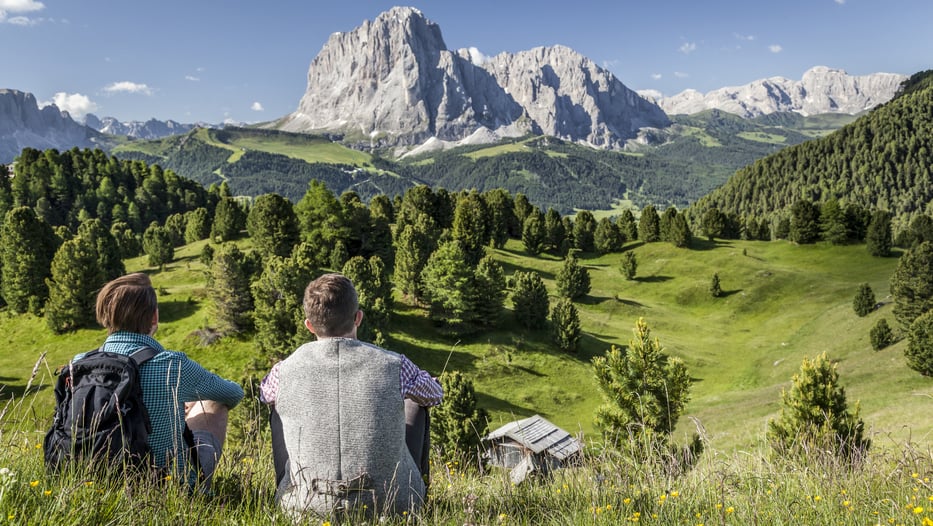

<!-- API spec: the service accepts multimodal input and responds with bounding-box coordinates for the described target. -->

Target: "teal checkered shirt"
[75,331,244,478]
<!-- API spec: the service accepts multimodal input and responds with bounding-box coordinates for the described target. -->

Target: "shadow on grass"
[719,289,744,298]
[497,258,556,281]
[0,382,49,398]
[158,299,200,323]
[577,295,614,305]
[636,275,673,283]
[476,392,538,421]
[614,297,648,308]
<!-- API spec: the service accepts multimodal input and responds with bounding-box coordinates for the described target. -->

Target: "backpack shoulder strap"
[130,346,159,366]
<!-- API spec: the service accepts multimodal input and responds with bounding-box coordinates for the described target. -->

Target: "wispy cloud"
[40,92,98,118]
[602,59,620,70]
[674,71,689,79]
[835,0,845,4]
[185,75,200,82]
[0,0,45,24]
[679,42,697,54]
[769,44,783,53]
[734,33,755,41]
[250,102,264,112]
[103,81,153,95]
[651,73,662,80]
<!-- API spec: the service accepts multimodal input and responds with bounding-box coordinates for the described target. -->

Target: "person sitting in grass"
[260,273,443,519]
[86,272,243,489]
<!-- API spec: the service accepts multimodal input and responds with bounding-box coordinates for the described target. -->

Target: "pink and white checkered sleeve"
[399,355,443,407]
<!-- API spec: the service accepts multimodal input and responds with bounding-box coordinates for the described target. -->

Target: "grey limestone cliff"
[0,89,99,163]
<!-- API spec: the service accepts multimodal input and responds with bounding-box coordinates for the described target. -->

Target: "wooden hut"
[483,414,582,483]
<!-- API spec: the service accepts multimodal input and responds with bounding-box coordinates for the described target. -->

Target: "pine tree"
[820,198,848,245]
[472,256,506,329]
[342,255,392,345]
[870,318,894,351]
[618,209,638,241]
[184,207,211,244]
[710,273,722,298]
[164,213,187,247]
[669,214,693,248]
[638,205,660,242]
[659,206,678,242]
[77,218,125,281]
[212,197,247,242]
[890,241,933,329]
[142,223,174,267]
[452,191,489,266]
[247,193,300,259]
[252,255,307,361]
[521,212,546,255]
[789,199,821,244]
[701,207,725,241]
[0,206,57,314]
[767,352,870,461]
[481,188,514,249]
[512,193,534,238]
[593,318,692,442]
[431,371,489,461]
[550,298,581,353]
[511,271,549,330]
[543,208,566,253]
[329,240,349,271]
[393,214,438,301]
[556,252,591,300]
[906,310,933,376]
[852,283,876,317]
[620,251,637,280]
[594,217,623,254]
[110,221,142,259]
[573,210,597,252]
[421,240,476,333]
[45,237,104,333]
[294,180,346,264]
[866,210,893,257]
[209,243,254,335]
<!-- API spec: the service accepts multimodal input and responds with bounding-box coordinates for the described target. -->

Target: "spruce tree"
[573,211,597,253]
[452,191,489,266]
[342,255,392,345]
[670,214,693,248]
[550,298,581,353]
[594,217,623,254]
[767,352,870,461]
[556,252,591,300]
[866,210,893,257]
[421,240,476,333]
[521,212,546,255]
[618,209,638,241]
[789,199,821,244]
[659,206,678,242]
[593,318,692,442]
[472,255,506,329]
[906,310,933,376]
[294,180,346,263]
[431,371,489,461]
[701,207,725,241]
[820,198,848,245]
[870,318,893,351]
[0,206,57,314]
[890,241,933,329]
[209,243,254,335]
[252,255,307,361]
[512,193,534,238]
[543,208,566,253]
[77,218,125,281]
[480,188,513,249]
[45,237,104,333]
[247,193,300,259]
[620,251,637,280]
[184,207,211,244]
[143,223,174,267]
[852,283,876,317]
[164,213,187,247]
[511,271,549,330]
[212,197,247,242]
[710,273,722,298]
[638,205,660,242]
[393,214,437,301]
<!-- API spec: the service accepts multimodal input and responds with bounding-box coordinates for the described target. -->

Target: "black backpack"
[44,347,158,472]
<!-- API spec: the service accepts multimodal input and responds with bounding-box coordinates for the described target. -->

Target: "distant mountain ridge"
[84,114,198,140]
[648,66,907,117]
[271,6,670,151]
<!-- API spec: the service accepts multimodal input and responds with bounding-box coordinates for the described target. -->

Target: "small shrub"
[870,318,893,351]
[853,283,876,317]
[906,309,933,376]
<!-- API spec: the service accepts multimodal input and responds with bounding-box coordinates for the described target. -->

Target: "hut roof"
[484,414,582,460]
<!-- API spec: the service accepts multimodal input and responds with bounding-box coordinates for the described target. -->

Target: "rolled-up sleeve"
[399,355,443,407]
[181,358,244,408]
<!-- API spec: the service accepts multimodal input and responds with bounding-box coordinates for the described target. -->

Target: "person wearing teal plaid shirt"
[77,272,244,489]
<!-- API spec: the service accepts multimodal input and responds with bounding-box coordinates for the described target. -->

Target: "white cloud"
[466,46,488,64]
[769,44,783,53]
[41,92,98,118]
[103,81,152,95]
[0,0,44,24]
[835,0,845,4]
[185,75,200,82]
[250,102,264,112]
[734,33,755,41]
[674,71,689,78]
[651,73,662,80]
[679,42,697,54]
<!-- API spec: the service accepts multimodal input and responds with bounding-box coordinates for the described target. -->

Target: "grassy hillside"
[1,236,928,455]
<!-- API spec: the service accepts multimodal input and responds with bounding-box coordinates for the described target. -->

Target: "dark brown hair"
[303,273,359,337]
[96,273,158,334]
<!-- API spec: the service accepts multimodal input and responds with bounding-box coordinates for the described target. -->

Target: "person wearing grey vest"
[260,273,443,520]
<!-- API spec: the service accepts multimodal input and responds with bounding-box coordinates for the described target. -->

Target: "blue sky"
[2,0,931,124]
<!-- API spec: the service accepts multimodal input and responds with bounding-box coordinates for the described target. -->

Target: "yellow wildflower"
[623,498,632,505]
[913,506,924,514]
[726,506,735,514]
[670,490,679,498]
[30,480,39,487]
[43,489,52,496]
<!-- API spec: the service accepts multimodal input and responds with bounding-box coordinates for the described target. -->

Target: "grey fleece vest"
[274,338,425,517]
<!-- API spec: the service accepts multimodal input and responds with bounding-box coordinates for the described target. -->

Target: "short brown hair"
[96,273,158,334]
[303,273,359,337]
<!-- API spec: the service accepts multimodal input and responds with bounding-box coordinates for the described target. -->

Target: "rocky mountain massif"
[84,114,197,140]
[0,89,102,163]
[270,6,671,151]
[649,66,907,117]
